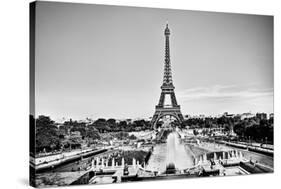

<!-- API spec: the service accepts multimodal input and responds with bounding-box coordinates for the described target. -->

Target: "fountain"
[203,153,207,163]
[239,151,243,159]
[105,160,108,167]
[228,151,231,159]
[214,153,217,160]
[121,158,125,168]
[96,157,100,169]
[199,155,203,164]
[91,159,95,169]
[101,158,104,168]
[194,158,198,165]
[165,132,176,173]
[132,158,136,168]
[146,123,194,173]
[112,158,115,168]
[166,163,176,174]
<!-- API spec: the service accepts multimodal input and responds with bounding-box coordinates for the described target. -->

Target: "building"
[199,114,205,120]
[256,113,267,120]
[240,112,255,120]
[223,112,235,118]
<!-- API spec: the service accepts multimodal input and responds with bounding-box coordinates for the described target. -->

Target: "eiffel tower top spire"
[162,23,174,89]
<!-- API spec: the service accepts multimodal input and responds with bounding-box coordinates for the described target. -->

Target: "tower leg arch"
[152,111,183,129]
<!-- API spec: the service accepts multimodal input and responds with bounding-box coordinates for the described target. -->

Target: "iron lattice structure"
[151,24,184,128]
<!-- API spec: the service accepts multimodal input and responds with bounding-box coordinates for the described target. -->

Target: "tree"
[233,118,273,143]
[107,118,116,125]
[128,134,137,140]
[94,118,107,124]
[36,115,60,153]
[86,127,100,140]
[119,121,128,131]
[233,122,246,136]
[107,118,117,130]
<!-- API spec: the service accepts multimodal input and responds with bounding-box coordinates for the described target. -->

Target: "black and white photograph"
[29,1,274,187]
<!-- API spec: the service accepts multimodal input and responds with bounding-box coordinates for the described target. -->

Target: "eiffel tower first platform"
[151,24,184,128]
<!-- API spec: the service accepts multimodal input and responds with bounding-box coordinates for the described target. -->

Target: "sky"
[35,2,273,120]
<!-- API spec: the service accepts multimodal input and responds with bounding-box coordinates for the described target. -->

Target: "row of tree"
[34,116,152,154]
[34,114,273,154]
[233,119,273,143]
[35,115,61,153]
[187,116,273,143]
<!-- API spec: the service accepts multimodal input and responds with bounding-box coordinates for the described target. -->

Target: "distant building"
[240,112,255,120]
[223,112,235,118]
[189,115,204,119]
[126,119,133,124]
[70,131,81,138]
[64,130,82,141]
[256,113,267,120]
[234,114,242,119]
[199,114,205,120]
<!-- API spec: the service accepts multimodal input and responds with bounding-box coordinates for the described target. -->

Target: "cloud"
[177,84,273,101]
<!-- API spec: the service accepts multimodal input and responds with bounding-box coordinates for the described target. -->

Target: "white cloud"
[177,84,273,101]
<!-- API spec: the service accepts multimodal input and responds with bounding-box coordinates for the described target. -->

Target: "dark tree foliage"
[128,134,137,140]
[133,119,146,127]
[86,127,100,140]
[183,115,273,143]
[233,118,273,143]
[36,115,60,153]
[233,122,246,136]
[107,118,116,125]
[119,121,127,129]
[94,118,107,124]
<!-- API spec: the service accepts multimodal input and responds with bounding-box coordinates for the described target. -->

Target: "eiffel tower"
[151,23,184,129]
